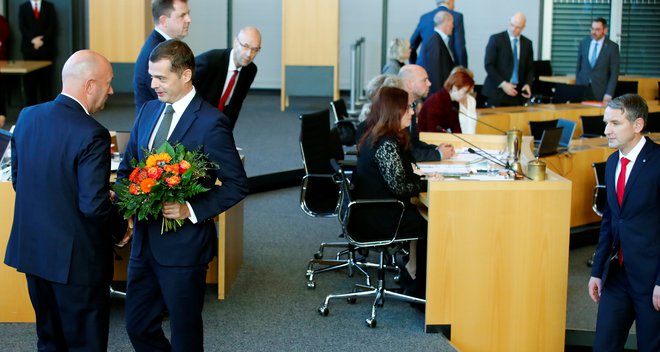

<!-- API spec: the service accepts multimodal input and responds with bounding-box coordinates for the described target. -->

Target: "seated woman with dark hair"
[417,68,476,134]
[354,86,429,298]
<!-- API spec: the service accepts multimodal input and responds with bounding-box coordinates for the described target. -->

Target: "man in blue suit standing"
[410,0,467,68]
[133,0,191,110]
[5,50,124,351]
[589,94,660,351]
[118,40,248,352]
[575,18,620,103]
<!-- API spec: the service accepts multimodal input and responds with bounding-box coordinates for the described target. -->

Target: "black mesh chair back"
[330,98,358,147]
[580,115,606,138]
[528,119,559,143]
[474,84,489,108]
[614,81,638,98]
[645,111,660,133]
[531,61,554,102]
[552,83,587,103]
[592,162,607,217]
[330,98,349,123]
[299,109,343,217]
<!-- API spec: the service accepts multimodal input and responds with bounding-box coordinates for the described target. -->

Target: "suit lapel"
[605,154,620,213]
[621,138,654,207]
[168,95,202,144]
[138,103,165,159]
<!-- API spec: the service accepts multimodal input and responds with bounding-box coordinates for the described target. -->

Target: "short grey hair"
[607,94,648,126]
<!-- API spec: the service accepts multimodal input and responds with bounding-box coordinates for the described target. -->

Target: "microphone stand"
[454,108,507,135]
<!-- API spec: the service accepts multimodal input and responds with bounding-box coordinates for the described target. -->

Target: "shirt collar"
[434,28,450,43]
[170,86,196,114]
[591,37,605,46]
[154,26,173,41]
[619,136,646,163]
[228,49,243,73]
[61,93,90,115]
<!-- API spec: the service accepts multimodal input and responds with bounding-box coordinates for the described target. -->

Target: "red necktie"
[34,3,40,19]
[218,69,239,112]
[616,157,630,266]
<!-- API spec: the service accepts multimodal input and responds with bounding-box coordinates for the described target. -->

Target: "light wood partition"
[281,0,339,110]
[418,134,571,351]
[88,0,152,62]
[0,182,35,322]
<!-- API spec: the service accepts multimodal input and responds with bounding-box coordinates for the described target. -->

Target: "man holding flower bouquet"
[117,40,248,352]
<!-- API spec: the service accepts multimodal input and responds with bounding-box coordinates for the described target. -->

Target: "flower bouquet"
[113,142,217,234]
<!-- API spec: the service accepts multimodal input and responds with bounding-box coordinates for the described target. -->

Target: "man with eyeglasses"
[195,26,261,129]
[482,12,534,107]
[133,0,192,111]
[575,18,619,103]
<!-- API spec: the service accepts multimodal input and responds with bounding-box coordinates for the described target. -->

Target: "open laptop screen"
[536,126,564,157]
[556,119,576,148]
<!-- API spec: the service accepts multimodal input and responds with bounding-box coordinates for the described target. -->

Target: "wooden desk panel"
[0,60,52,74]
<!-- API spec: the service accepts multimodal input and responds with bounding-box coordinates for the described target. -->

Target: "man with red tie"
[588,94,660,351]
[194,26,261,130]
[18,0,56,60]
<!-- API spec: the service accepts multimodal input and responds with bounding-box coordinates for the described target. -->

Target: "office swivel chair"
[299,109,369,289]
[613,81,638,98]
[330,98,359,148]
[587,161,607,267]
[318,161,425,328]
[531,60,553,103]
[552,83,587,103]
[644,111,660,133]
[580,115,606,138]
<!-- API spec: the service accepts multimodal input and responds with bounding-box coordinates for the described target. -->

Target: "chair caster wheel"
[318,306,329,316]
[366,318,377,328]
[347,297,356,304]
[393,274,400,284]
[313,251,323,259]
[307,281,316,289]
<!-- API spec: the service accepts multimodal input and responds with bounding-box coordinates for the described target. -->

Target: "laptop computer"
[535,126,564,157]
[0,129,11,167]
[556,118,576,150]
[529,119,559,146]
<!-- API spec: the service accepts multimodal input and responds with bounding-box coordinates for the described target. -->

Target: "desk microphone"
[452,107,507,135]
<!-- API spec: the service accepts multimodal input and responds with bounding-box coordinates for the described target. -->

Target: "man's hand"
[521,84,532,99]
[588,276,602,304]
[653,285,660,311]
[501,82,518,97]
[31,35,44,50]
[162,202,190,220]
[603,94,613,103]
[438,143,456,160]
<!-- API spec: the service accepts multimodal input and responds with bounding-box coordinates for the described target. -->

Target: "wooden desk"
[539,75,660,102]
[0,60,53,108]
[417,134,572,351]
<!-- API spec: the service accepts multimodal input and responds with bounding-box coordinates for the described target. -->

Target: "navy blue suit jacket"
[18,0,56,60]
[5,95,122,286]
[591,138,660,294]
[575,37,620,101]
[133,30,166,110]
[409,5,467,68]
[117,93,248,266]
[482,31,534,100]
[194,48,257,129]
[422,32,456,95]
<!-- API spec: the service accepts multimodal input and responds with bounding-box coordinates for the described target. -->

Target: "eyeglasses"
[237,39,261,53]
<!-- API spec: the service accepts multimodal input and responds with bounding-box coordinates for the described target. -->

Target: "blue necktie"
[590,42,598,68]
[511,38,519,85]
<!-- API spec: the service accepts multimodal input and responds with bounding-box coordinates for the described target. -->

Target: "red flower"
[179,160,191,173]
[147,166,163,180]
[129,167,141,182]
[129,183,140,195]
[165,176,181,187]
[164,164,180,175]
[140,178,155,193]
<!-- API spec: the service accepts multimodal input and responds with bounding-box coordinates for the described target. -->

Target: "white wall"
[186,0,542,90]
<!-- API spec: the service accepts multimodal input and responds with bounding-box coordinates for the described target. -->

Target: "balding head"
[232,26,262,68]
[434,11,454,35]
[508,12,526,37]
[61,50,114,114]
[398,64,431,100]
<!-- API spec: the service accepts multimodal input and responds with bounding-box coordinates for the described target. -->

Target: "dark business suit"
[591,138,660,351]
[117,93,248,351]
[194,49,257,129]
[422,32,456,96]
[5,94,123,351]
[133,30,166,110]
[482,31,534,107]
[410,5,467,68]
[18,0,56,60]
[575,37,620,101]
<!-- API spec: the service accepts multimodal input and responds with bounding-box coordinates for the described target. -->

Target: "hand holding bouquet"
[113,142,217,234]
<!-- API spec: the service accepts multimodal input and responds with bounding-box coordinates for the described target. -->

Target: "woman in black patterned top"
[354,86,428,298]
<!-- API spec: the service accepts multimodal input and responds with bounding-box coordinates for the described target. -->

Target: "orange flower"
[165,176,181,187]
[129,183,140,195]
[155,152,172,165]
[129,167,141,182]
[179,160,191,173]
[140,178,155,193]
[164,164,180,175]
[147,166,163,180]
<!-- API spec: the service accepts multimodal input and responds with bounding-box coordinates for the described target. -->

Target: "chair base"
[306,245,371,289]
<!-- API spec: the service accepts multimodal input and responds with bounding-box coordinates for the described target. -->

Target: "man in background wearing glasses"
[195,26,261,130]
